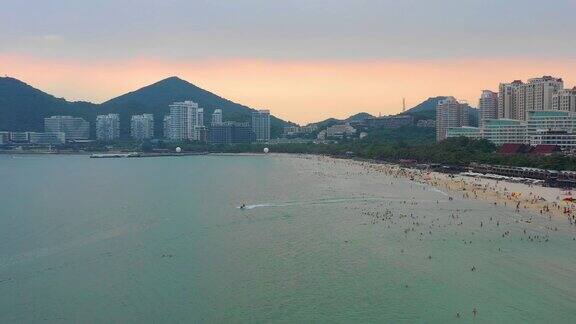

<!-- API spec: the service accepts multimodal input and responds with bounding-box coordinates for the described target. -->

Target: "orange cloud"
[2,54,576,124]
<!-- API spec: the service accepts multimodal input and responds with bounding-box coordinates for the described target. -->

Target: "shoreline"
[3,150,576,224]
[297,154,576,225]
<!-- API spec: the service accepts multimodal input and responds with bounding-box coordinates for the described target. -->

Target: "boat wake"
[238,203,279,210]
[238,196,437,210]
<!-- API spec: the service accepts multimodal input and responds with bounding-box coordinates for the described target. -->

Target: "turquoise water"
[1,154,575,323]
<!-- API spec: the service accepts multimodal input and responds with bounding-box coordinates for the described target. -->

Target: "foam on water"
[431,187,450,196]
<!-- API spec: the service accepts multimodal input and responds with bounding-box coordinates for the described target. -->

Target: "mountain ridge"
[0,76,289,137]
[402,96,479,126]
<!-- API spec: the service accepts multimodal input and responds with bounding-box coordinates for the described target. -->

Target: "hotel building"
[478,90,498,127]
[498,76,564,120]
[446,126,481,140]
[44,116,90,140]
[436,97,469,142]
[96,114,120,141]
[209,122,254,145]
[29,132,66,145]
[130,114,155,140]
[552,88,576,113]
[251,110,270,142]
[482,119,527,145]
[211,109,223,126]
[167,101,205,141]
[449,110,576,149]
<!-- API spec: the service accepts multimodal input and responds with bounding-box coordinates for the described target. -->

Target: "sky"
[2,0,576,124]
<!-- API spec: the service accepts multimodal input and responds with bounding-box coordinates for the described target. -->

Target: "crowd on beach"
[347,157,576,226]
[289,154,576,319]
[298,153,576,226]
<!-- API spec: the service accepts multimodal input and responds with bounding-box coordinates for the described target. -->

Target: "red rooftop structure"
[498,143,531,155]
[530,145,560,156]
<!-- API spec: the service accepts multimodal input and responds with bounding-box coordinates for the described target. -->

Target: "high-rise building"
[163,115,172,139]
[451,110,576,149]
[211,109,223,126]
[498,80,523,120]
[498,76,563,120]
[96,114,120,141]
[552,87,576,113]
[209,122,254,145]
[45,116,90,140]
[167,101,204,141]
[130,114,155,140]
[478,90,498,127]
[519,76,563,120]
[197,108,204,131]
[251,109,270,142]
[436,97,469,141]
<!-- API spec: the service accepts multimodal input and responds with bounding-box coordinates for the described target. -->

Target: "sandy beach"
[292,154,576,226]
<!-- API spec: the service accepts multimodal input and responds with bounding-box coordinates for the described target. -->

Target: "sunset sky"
[2,0,576,124]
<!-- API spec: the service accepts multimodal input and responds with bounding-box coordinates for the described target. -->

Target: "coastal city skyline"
[4,2,576,323]
[4,73,576,151]
[3,0,576,124]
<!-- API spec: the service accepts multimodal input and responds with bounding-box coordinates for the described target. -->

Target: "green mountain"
[100,77,288,137]
[0,77,97,132]
[309,112,374,128]
[403,96,447,115]
[345,112,374,122]
[0,76,289,138]
[402,96,479,127]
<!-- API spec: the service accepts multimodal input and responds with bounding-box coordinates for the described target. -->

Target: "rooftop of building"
[531,145,560,155]
[498,143,531,155]
[484,119,526,126]
[447,126,480,132]
[528,110,572,118]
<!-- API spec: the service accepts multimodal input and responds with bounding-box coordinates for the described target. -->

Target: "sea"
[1,154,575,323]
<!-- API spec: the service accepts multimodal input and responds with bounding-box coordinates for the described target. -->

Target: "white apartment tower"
[251,109,271,142]
[520,76,563,119]
[552,87,576,113]
[498,76,563,120]
[211,109,223,126]
[436,97,469,142]
[96,114,120,141]
[498,80,523,120]
[163,115,172,139]
[167,100,205,141]
[130,114,155,140]
[478,90,498,127]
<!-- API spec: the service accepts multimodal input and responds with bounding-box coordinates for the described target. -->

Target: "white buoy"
[263,147,269,154]
[175,147,182,153]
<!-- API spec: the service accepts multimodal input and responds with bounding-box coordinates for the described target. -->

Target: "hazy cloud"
[1,0,575,60]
